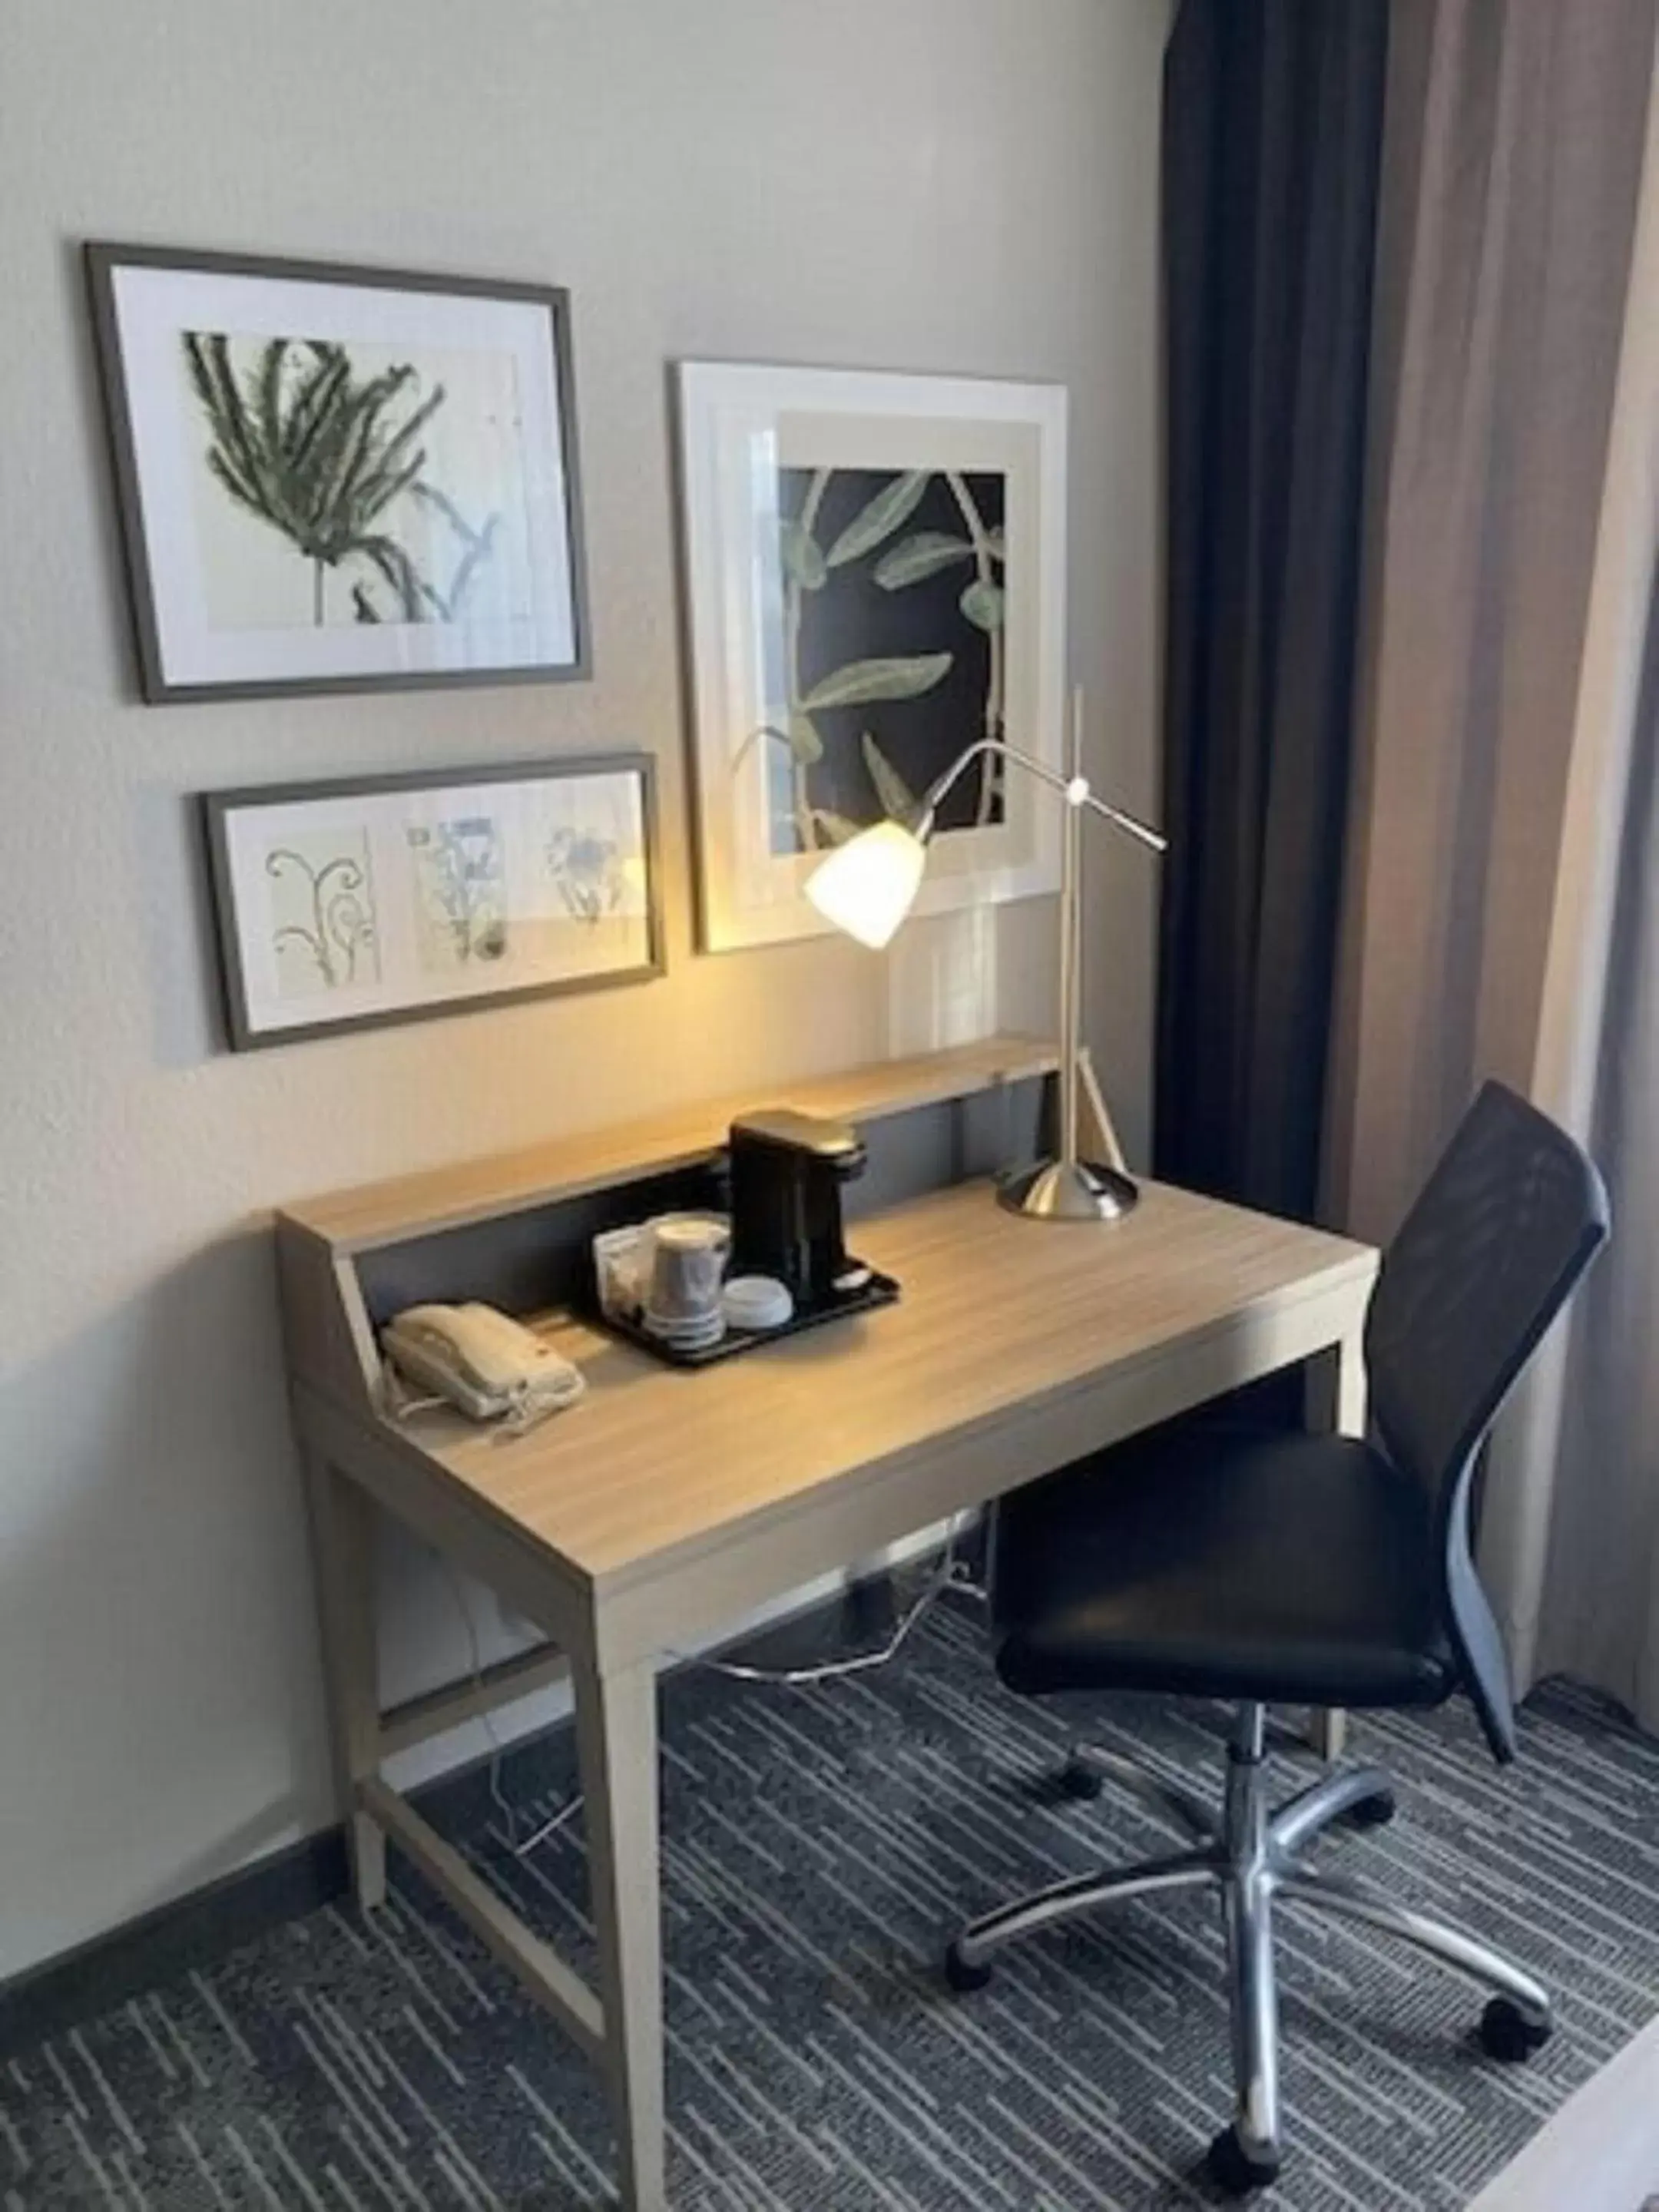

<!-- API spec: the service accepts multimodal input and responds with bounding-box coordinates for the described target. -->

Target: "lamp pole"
[907,690,1164,1220]
[1058,687,1084,1176]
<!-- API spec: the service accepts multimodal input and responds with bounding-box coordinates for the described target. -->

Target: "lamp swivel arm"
[914,737,1167,855]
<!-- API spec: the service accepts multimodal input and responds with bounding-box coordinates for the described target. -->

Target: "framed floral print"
[202,756,661,1049]
[676,362,1067,951]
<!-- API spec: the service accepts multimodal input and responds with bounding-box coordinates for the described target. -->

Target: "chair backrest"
[1364,1081,1610,1760]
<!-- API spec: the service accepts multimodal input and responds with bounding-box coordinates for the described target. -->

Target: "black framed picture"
[86,244,589,702]
[202,755,661,1050]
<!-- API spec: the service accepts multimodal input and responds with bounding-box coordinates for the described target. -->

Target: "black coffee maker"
[727,1110,869,1307]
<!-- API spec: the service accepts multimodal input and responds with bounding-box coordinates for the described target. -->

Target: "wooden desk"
[277,1039,1377,2212]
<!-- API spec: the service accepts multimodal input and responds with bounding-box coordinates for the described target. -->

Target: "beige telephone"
[382,1303,585,1430]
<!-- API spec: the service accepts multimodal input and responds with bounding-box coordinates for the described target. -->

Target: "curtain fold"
[1489,57,1659,1721]
[1156,0,1389,1220]
[1326,0,1656,1246]
[1323,1,1659,1720]
[1525,580,1659,1720]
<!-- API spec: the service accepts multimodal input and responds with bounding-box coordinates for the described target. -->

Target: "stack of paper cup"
[643,1214,730,1353]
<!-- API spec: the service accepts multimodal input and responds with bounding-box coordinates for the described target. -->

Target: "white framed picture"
[203,757,661,1049]
[676,362,1068,952]
[87,244,588,701]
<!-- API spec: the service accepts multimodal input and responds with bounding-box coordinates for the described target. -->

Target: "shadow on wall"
[129,779,230,1071]
[0,1224,334,1972]
[62,237,145,714]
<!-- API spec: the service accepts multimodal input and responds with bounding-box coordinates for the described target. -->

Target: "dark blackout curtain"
[1156,0,1389,1220]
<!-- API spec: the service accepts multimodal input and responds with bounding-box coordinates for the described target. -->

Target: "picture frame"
[86,243,589,702]
[202,755,661,1050]
[675,361,1068,952]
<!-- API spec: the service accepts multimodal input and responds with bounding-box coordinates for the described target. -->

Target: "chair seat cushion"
[992,1422,1457,1710]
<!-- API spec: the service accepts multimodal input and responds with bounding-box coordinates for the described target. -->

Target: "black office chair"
[944,1081,1610,2194]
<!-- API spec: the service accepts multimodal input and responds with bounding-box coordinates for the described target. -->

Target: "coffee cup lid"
[721,1276,794,1332]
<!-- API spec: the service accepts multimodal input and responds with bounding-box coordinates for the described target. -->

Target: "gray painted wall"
[0,0,1168,1979]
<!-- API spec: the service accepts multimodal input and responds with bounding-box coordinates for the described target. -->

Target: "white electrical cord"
[510,1788,586,1860]
[436,1520,986,1859]
[435,1558,589,1862]
[677,1518,982,1687]
[435,1555,525,1847]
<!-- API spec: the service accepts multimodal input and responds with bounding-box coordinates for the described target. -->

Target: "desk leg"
[575,1654,666,2212]
[1303,1329,1368,1763]
[303,1451,386,1910]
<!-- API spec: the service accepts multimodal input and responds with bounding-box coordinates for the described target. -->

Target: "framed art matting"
[87,243,588,701]
[676,362,1067,952]
[203,756,661,1050]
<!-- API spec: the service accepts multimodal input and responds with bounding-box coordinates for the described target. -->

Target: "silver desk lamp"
[805,688,1167,1223]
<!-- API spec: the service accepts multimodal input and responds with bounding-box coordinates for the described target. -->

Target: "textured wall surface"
[0,0,1167,1979]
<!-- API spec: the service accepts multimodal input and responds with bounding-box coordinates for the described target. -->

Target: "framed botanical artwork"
[86,243,588,701]
[676,361,1067,952]
[202,755,661,1049]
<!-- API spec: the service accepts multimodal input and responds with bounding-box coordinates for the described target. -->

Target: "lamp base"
[997,1157,1141,1224]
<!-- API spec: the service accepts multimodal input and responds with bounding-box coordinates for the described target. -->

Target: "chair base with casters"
[945,1703,1552,2192]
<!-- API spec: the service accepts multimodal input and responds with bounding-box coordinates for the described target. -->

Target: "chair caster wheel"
[1059,1754,1103,1801]
[944,1941,994,1994]
[1345,1789,1396,1830]
[1207,2124,1280,2194]
[1480,1996,1552,2061]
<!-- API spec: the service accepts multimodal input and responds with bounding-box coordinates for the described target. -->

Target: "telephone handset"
[382,1303,585,1430]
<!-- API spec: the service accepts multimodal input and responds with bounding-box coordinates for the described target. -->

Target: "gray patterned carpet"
[5,1594,1659,2210]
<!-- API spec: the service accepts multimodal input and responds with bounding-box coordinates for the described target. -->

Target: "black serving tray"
[600,1265,900,1369]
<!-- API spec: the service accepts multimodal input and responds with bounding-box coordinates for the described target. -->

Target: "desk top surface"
[386,1175,1376,1594]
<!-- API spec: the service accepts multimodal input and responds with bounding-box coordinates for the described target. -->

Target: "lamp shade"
[803,820,928,949]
